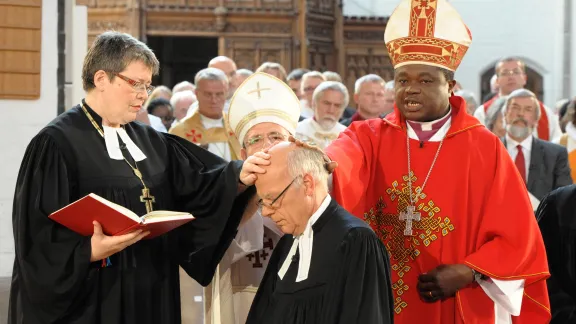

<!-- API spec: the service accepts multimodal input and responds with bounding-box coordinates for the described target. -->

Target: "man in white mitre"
[295,81,349,149]
[203,72,301,324]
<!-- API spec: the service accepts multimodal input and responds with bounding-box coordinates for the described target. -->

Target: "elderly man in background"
[246,139,394,324]
[209,56,239,100]
[455,89,479,115]
[296,81,349,149]
[256,62,287,81]
[236,69,254,86]
[171,68,241,160]
[173,80,195,94]
[299,71,326,119]
[501,89,572,210]
[204,72,301,324]
[169,90,196,129]
[341,74,387,126]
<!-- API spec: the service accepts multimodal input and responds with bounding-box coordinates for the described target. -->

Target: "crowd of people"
[7,0,576,323]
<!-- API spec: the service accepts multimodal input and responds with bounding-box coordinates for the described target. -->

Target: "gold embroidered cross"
[247,82,272,99]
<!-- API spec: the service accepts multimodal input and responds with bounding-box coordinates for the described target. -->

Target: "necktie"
[515,145,526,183]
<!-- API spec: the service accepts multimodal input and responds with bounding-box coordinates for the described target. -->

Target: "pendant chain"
[406,130,445,206]
[81,104,155,212]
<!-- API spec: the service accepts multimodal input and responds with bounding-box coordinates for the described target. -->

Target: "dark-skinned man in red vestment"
[325,0,551,323]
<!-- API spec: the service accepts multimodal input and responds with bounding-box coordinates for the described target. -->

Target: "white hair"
[170,90,196,109]
[194,67,228,85]
[354,74,385,94]
[172,81,194,93]
[312,81,350,109]
[385,80,394,90]
[301,71,326,88]
[237,69,253,77]
[286,146,329,188]
[502,88,541,120]
[455,90,478,106]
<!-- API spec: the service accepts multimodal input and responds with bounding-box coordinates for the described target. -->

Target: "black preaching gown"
[8,104,254,324]
[537,184,576,323]
[246,199,394,324]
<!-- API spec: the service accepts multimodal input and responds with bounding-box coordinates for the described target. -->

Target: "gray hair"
[312,81,350,109]
[455,90,478,107]
[322,71,342,82]
[286,146,329,188]
[82,31,159,91]
[194,67,228,85]
[173,81,195,93]
[170,90,196,110]
[385,80,395,90]
[237,69,253,77]
[354,74,385,94]
[301,71,326,86]
[486,96,507,132]
[502,88,541,120]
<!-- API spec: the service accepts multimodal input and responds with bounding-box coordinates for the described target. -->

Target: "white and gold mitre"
[384,0,472,71]
[228,72,301,145]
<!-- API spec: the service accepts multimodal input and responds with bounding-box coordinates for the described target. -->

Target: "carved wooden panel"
[225,38,293,71]
[307,0,334,15]
[225,22,292,34]
[0,0,42,99]
[307,43,336,72]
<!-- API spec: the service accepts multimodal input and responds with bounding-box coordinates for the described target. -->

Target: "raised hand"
[90,221,150,262]
[240,151,271,186]
[417,264,475,302]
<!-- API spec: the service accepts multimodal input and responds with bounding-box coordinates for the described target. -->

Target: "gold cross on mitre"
[247,81,272,99]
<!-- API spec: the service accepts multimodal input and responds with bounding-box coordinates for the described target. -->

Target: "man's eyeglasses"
[244,132,288,148]
[256,177,298,212]
[498,69,523,77]
[114,73,155,95]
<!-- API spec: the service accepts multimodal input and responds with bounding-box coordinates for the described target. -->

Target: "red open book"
[49,193,195,239]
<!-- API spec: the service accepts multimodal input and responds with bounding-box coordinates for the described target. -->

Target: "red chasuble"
[326,96,550,323]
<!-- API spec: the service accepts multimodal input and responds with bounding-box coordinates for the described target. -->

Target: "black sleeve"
[536,189,576,324]
[10,132,93,322]
[553,147,573,189]
[323,227,394,324]
[163,133,254,285]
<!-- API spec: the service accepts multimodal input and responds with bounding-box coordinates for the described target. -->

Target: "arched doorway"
[480,64,544,103]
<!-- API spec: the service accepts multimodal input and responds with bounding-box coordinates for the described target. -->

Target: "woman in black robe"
[8,31,263,324]
[536,184,576,323]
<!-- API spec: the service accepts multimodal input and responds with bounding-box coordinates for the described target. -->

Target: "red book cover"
[49,193,195,239]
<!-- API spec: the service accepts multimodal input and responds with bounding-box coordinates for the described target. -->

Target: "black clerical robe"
[8,104,254,324]
[246,199,394,324]
[537,184,576,323]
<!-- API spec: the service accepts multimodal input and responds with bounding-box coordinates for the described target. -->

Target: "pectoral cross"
[399,205,421,236]
[140,188,155,213]
[247,81,271,99]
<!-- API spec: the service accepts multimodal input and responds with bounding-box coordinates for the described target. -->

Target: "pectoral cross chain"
[399,205,421,236]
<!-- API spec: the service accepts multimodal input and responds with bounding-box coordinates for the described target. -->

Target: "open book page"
[89,193,140,222]
[142,211,194,223]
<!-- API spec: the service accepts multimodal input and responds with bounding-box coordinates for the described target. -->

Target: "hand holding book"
[89,220,150,262]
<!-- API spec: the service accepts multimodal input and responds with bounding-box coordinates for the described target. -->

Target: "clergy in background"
[325,0,550,322]
[536,185,576,323]
[170,68,241,161]
[295,81,349,149]
[246,139,394,324]
[204,72,301,324]
[8,31,266,324]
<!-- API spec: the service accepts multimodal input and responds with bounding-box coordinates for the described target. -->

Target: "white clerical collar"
[278,195,331,282]
[406,108,452,142]
[505,133,533,152]
[103,125,147,162]
[200,114,224,129]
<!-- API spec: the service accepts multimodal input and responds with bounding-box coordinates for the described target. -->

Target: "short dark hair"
[495,56,526,75]
[147,98,172,114]
[287,68,311,81]
[82,31,160,91]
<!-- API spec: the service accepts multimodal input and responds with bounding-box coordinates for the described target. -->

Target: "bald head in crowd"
[209,56,238,98]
